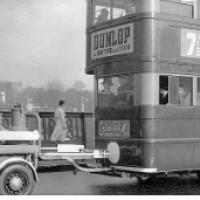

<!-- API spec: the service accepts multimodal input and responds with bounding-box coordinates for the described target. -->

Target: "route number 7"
[186,32,196,56]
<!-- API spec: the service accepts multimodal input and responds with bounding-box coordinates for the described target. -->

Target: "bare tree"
[45,79,65,91]
[72,81,86,91]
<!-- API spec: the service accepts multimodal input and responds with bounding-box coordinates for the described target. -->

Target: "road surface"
[32,165,200,195]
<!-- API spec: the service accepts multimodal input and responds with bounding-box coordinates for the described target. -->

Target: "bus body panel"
[86,0,200,174]
[95,105,199,171]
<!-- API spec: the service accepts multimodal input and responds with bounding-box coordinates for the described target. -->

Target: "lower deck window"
[98,75,134,107]
[197,78,200,105]
[160,75,193,106]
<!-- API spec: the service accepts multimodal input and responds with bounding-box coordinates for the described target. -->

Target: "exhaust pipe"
[58,156,111,173]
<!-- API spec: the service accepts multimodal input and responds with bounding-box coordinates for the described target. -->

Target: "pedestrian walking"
[50,100,70,142]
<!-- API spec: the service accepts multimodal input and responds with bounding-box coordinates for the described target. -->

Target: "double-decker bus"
[85,0,200,179]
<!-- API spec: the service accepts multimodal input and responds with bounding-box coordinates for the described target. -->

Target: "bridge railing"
[1,111,95,149]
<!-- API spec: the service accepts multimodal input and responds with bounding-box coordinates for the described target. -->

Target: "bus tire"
[0,164,35,195]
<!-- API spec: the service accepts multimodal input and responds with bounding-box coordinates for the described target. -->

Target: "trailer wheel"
[0,164,35,195]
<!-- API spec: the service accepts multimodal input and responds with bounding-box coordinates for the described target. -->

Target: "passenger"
[50,100,71,143]
[115,76,134,106]
[118,76,133,91]
[96,8,109,23]
[101,77,113,93]
[178,85,188,105]
[160,86,168,104]
[99,77,116,106]
[124,0,137,15]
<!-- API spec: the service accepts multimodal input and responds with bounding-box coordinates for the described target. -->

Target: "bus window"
[97,75,135,107]
[93,0,111,24]
[113,0,138,19]
[90,0,156,25]
[159,75,193,106]
[178,77,192,105]
[88,0,200,26]
[169,76,193,106]
[181,3,193,17]
[159,76,169,105]
[196,77,200,105]
[179,76,193,105]
[116,76,134,107]
[181,0,200,19]
[98,77,116,107]
[160,0,180,16]
[160,0,194,18]
[95,8,110,23]
[112,7,125,19]
[169,76,179,105]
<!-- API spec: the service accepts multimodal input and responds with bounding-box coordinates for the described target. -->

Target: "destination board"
[181,28,200,58]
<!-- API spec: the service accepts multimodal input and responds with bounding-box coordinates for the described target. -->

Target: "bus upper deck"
[86,0,200,72]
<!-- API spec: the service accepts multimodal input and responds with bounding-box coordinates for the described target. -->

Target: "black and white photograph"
[0,0,200,196]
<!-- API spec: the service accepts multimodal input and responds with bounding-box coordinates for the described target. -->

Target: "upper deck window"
[160,0,194,18]
[87,0,200,27]
[90,0,151,26]
[93,0,111,24]
[92,0,138,25]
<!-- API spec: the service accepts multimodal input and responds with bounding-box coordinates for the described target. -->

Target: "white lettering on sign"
[98,120,130,138]
[91,23,134,60]
[181,29,200,58]
[186,32,196,56]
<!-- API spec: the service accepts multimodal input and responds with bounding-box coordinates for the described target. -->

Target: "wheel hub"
[9,176,23,191]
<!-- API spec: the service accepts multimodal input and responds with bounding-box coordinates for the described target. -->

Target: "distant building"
[0,81,23,110]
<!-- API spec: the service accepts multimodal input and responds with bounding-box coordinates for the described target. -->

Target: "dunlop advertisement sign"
[91,23,134,60]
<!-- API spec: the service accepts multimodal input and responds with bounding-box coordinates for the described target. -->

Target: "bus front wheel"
[0,164,35,195]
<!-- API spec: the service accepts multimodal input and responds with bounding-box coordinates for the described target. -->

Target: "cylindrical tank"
[10,106,27,131]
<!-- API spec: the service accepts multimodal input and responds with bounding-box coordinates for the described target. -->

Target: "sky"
[0,0,93,90]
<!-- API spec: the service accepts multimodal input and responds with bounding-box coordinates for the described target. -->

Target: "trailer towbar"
[39,149,111,173]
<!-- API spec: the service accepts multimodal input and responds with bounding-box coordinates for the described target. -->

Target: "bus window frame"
[159,74,194,106]
[160,0,194,18]
[90,0,139,25]
[196,76,200,106]
[87,0,200,27]
[92,0,112,25]
[97,75,135,107]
